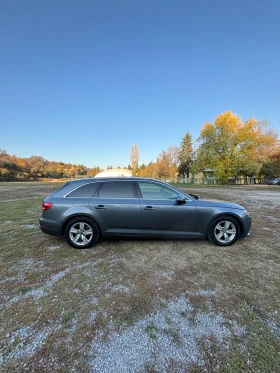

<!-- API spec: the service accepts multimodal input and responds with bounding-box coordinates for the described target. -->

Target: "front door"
[137,181,197,236]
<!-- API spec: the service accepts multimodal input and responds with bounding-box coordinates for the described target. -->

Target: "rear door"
[89,180,142,235]
[136,181,197,236]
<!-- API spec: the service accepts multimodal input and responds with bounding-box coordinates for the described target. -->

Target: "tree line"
[1,111,279,183]
[0,151,102,181]
[131,111,280,183]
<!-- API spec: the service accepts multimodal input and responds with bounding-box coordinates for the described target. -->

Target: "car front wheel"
[208,216,240,246]
[65,217,99,249]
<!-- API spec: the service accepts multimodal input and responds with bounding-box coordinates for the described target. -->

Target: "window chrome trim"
[63,182,100,198]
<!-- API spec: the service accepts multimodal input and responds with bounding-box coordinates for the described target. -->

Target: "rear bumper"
[39,218,62,237]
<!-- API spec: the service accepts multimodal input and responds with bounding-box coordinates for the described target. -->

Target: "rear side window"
[48,182,71,197]
[67,182,100,197]
[98,181,135,198]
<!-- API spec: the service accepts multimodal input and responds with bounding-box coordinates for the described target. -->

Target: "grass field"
[0,182,280,372]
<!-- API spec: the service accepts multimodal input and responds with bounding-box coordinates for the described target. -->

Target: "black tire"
[65,217,99,249]
[208,216,240,246]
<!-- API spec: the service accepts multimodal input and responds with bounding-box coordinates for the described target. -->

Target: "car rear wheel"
[208,216,240,246]
[65,217,99,249]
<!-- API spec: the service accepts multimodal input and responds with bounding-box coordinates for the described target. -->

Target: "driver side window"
[138,182,179,200]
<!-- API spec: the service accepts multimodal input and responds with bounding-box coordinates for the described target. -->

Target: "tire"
[208,216,240,246]
[65,217,99,249]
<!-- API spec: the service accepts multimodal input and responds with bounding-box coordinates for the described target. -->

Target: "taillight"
[42,202,53,211]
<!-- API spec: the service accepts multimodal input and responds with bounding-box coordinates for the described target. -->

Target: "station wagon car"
[40,177,251,248]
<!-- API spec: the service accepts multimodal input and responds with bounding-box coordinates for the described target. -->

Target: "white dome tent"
[95,168,132,177]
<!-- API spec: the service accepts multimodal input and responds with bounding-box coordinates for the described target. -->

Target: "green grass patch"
[144,323,158,340]
[61,310,76,324]
[16,285,33,294]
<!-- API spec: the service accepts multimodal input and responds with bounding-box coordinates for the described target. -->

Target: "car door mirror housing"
[176,196,186,204]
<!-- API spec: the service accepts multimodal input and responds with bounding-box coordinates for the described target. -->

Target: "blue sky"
[1,0,279,169]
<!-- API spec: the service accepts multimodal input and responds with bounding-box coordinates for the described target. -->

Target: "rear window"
[98,181,135,198]
[67,182,100,198]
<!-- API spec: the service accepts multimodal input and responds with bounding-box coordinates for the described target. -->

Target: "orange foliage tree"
[197,111,279,183]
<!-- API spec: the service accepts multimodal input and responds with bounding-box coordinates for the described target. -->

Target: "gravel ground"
[90,296,245,373]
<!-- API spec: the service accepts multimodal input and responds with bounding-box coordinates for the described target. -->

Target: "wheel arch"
[61,214,103,238]
[207,213,244,237]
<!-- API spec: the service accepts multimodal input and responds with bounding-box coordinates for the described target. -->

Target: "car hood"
[193,199,244,210]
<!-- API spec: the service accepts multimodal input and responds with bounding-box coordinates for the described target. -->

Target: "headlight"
[244,209,250,217]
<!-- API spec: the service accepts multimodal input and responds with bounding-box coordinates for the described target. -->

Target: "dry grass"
[0,182,280,372]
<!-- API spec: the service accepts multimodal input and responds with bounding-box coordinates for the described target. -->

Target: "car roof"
[66,177,162,184]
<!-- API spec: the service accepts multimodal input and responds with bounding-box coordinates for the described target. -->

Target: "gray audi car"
[40,177,251,248]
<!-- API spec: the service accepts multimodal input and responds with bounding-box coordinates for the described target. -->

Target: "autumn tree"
[177,132,194,178]
[26,156,47,178]
[87,167,101,177]
[0,150,20,179]
[153,146,179,179]
[138,162,155,178]
[130,144,139,176]
[197,111,279,183]
[260,148,280,179]
[154,151,172,179]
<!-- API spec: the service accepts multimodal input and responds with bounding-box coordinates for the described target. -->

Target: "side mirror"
[176,196,186,204]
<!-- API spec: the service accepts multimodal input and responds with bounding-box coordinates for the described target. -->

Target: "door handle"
[95,205,106,210]
[143,206,155,210]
